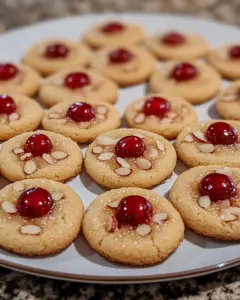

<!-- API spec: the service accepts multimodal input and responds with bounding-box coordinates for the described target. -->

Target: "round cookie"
[0,130,83,182]
[0,93,43,140]
[23,39,91,76]
[124,93,197,139]
[42,100,121,143]
[145,31,208,60]
[208,44,240,80]
[90,45,156,86]
[0,62,41,97]
[216,80,240,120]
[39,67,118,107]
[83,187,184,266]
[149,61,222,104]
[170,165,240,240]
[84,128,177,189]
[0,178,84,256]
[176,120,240,168]
[83,20,145,48]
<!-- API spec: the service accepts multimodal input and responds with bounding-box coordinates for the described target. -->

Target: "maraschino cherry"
[101,21,125,34]
[44,43,69,59]
[143,96,171,118]
[199,173,237,201]
[67,101,95,122]
[161,32,186,46]
[170,62,198,82]
[115,195,153,227]
[17,187,53,218]
[115,136,145,158]
[206,122,238,145]
[0,94,16,114]
[109,48,133,64]
[229,45,240,60]
[0,63,19,81]
[24,133,53,157]
[64,72,90,90]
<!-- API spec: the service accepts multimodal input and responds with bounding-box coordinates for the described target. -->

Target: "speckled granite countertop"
[0,1,240,299]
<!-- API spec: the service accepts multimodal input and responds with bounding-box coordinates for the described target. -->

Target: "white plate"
[0,13,240,283]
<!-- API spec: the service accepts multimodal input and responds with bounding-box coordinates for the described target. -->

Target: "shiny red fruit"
[108,48,133,64]
[67,101,95,122]
[0,63,19,81]
[115,136,145,158]
[64,72,90,90]
[17,187,53,218]
[0,94,16,114]
[101,21,125,34]
[115,195,153,227]
[170,62,198,82]
[161,32,186,46]
[206,122,238,145]
[198,173,237,201]
[229,45,240,59]
[24,133,53,157]
[143,96,171,117]
[44,43,69,58]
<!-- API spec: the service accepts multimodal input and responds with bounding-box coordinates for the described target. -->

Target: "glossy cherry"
[161,32,186,46]
[115,136,145,158]
[170,62,198,82]
[198,173,237,201]
[0,63,19,81]
[206,122,238,145]
[67,101,95,122]
[229,45,240,59]
[17,187,53,218]
[115,195,153,227]
[108,48,133,64]
[64,72,90,90]
[101,21,125,34]
[143,96,171,117]
[24,133,53,157]
[0,94,16,115]
[44,43,69,58]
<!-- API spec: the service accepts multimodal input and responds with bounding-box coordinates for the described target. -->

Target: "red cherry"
[161,32,186,46]
[0,63,19,81]
[108,48,133,64]
[115,136,145,158]
[143,96,171,117]
[64,72,90,90]
[206,122,238,145]
[170,62,198,82]
[17,187,53,218]
[198,173,237,201]
[229,45,240,59]
[101,21,125,34]
[0,94,16,115]
[115,195,153,227]
[44,43,69,58]
[24,133,53,157]
[67,102,95,122]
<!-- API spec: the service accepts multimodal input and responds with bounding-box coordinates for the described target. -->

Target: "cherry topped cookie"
[0,130,83,182]
[84,128,176,189]
[145,31,208,60]
[42,100,120,143]
[39,67,118,107]
[83,187,184,266]
[124,93,197,139]
[0,62,41,97]
[170,165,240,240]
[0,178,84,256]
[176,120,240,168]
[149,61,221,104]
[83,20,145,48]
[90,46,156,86]
[23,39,91,76]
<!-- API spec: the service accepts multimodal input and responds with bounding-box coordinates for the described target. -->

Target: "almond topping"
[105,214,118,233]
[51,151,68,160]
[52,77,63,85]
[215,167,232,177]
[136,157,152,170]
[8,113,19,122]
[42,153,56,164]
[198,143,215,153]
[167,112,177,119]
[136,224,152,236]
[220,213,237,222]
[160,118,172,124]
[156,140,165,151]
[49,113,61,119]
[184,134,194,142]
[221,94,237,102]
[56,119,67,124]
[52,191,64,201]
[116,157,130,168]
[192,130,208,142]
[108,200,120,208]
[115,167,131,176]
[134,113,145,124]
[20,153,32,161]
[24,160,37,175]
[133,133,145,139]
[198,196,211,209]
[20,225,41,235]
[134,100,144,111]
[1,201,17,214]
[13,148,24,155]
[217,200,231,209]
[12,182,25,192]
[152,212,168,223]
[145,148,158,158]
[97,106,107,115]
[97,135,117,146]
[122,61,137,72]
[96,114,105,120]
[81,86,91,97]
[98,152,114,161]
[92,146,103,154]
[224,206,240,215]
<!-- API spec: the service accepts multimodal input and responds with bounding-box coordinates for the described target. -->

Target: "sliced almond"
[20,224,41,235]
[220,213,237,222]
[215,167,232,177]
[122,61,137,72]
[105,214,118,233]
[0,114,7,124]
[136,224,152,236]
[49,113,61,119]
[133,133,145,139]
[115,167,131,176]
[92,146,103,154]
[13,148,24,155]
[116,157,130,168]
[192,130,208,142]
[97,106,107,115]
[81,86,92,97]
[42,153,56,165]
[1,201,17,214]
[145,148,158,158]
[8,113,19,122]
[134,100,144,111]
[24,160,37,175]
[20,153,32,161]
[51,151,68,160]
[12,182,25,192]
[52,77,63,85]
[160,118,172,124]
[97,135,117,146]
[167,112,178,119]
[134,113,145,124]
[91,76,104,89]
[235,144,240,150]
[108,200,120,208]
[98,152,114,161]
[152,212,168,223]
[136,157,152,170]
[217,199,231,209]
[198,143,215,153]
[56,119,67,124]
[198,196,211,209]
[224,206,240,215]
[221,94,237,102]
[96,114,105,120]
[156,140,165,151]
[52,191,64,201]
[184,134,194,142]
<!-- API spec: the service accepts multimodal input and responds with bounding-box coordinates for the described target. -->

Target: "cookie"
[176,120,240,168]
[170,165,240,240]
[216,80,240,120]
[23,39,91,76]
[39,67,118,107]
[0,93,43,140]
[149,61,222,104]
[83,20,145,48]
[0,178,84,256]
[145,31,208,60]
[0,130,83,182]
[42,100,121,143]
[83,187,184,266]
[124,93,197,139]
[90,46,156,86]
[0,62,41,97]
[208,44,240,80]
[84,128,177,189]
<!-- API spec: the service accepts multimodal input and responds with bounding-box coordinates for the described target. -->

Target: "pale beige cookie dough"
[84,128,177,189]
[83,187,184,266]
[149,61,222,104]
[23,39,91,76]
[39,67,118,107]
[124,93,197,139]
[170,165,240,240]
[0,178,84,256]
[0,130,83,182]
